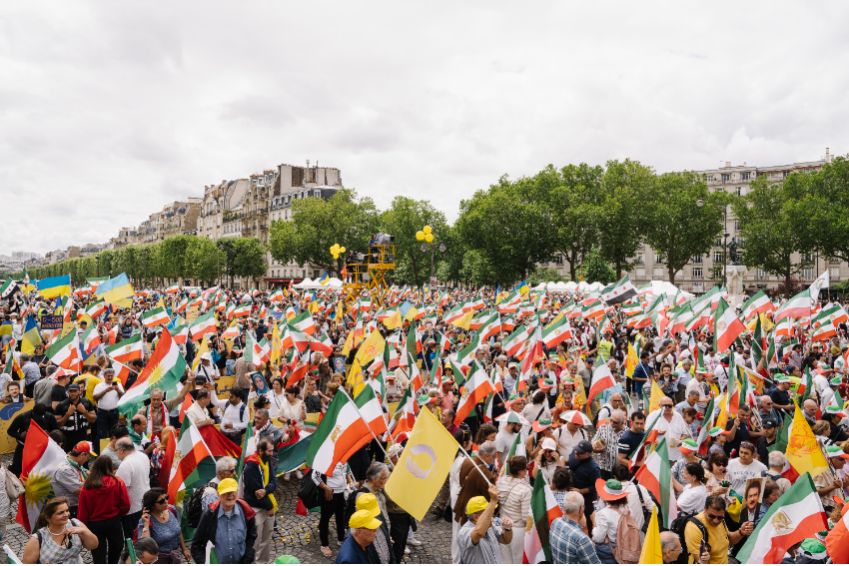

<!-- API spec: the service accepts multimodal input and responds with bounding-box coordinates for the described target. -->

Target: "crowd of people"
[0,277,847,564]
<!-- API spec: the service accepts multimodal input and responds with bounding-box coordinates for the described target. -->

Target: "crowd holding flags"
[2,267,849,563]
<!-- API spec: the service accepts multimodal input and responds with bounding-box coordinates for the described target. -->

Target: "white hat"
[541,438,558,452]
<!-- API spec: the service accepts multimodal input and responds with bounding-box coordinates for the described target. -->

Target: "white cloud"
[2,1,848,254]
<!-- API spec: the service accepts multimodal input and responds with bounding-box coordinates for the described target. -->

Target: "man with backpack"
[682,495,752,563]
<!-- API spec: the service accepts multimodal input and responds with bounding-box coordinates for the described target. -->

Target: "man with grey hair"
[549,491,598,564]
[591,408,627,479]
[201,456,238,510]
[764,451,792,497]
[115,437,150,538]
[454,441,499,525]
[660,531,683,563]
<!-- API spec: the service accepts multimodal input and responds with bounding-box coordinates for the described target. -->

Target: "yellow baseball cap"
[465,496,489,515]
[349,509,382,530]
[217,478,239,495]
[355,492,380,516]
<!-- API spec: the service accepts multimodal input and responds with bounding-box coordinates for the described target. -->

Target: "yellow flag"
[639,507,662,564]
[648,379,665,414]
[354,330,386,368]
[404,306,419,322]
[346,358,365,390]
[156,297,165,309]
[335,301,344,322]
[383,310,403,330]
[451,310,474,331]
[192,335,210,372]
[384,406,459,520]
[715,392,729,429]
[624,343,638,378]
[270,323,281,366]
[786,402,829,477]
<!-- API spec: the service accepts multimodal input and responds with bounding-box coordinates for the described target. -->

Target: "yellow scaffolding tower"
[342,243,396,309]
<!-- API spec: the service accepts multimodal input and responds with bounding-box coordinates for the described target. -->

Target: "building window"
[721,173,731,183]
[693,267,703,279]
[712,266,724,281]
[734,220,741,232]
[714,251,725,263]
[802,251,814,263]
[742,172,750,181]
[736,187,742,196]
[830,257,841,265]
[634,254,644,266]
[801,267,813,280]
[830,267,840,279]
[692,254,702,264]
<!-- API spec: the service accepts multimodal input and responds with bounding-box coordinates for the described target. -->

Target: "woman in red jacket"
[77,455,130,564]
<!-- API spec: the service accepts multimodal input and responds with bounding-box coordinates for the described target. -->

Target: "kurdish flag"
[37,274,71,299]
[16,421,67,532]
[735,473,826,563]
[141,306,171,328]
[633,436,677,528]
[95,273,135,308]
[306,390,375,475]
[44,330,82,372]
[522,475,563,563]
[117,328,186,417]
[106,334,144,364]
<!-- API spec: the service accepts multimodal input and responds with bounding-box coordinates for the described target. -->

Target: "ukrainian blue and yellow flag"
[37,274,72,299]
[96,273,135,308]
[318,272,330,286]
[20,315,42,355]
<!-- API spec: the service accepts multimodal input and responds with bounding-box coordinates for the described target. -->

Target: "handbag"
[3,465,24,501]
[298,470,324,509]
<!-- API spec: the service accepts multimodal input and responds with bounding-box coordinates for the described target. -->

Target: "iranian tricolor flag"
[44,330,82,372]
[696,397,716,455]
[741,290,774,321]
[633,436,677,528]
[306,390,374,475]
[117,328,186,417]
[354,386,388,437]
[522,475,563,564]
[105,334,144,364]
[290,312,318,335]
[244,332,265,367]
[826,500,849,564]
[541,316,573,349]
[454,365,495,426]
[602,275,638,305]
[166,419,217,503]
[79,326,101,355]
[171,323,189,345]
[714,298,746,353]
[189,312,217,341]
[774,289,814,321]
[735,473,826,563]
[141,306,171,328]
[388,384,418,441]
[477,313,502,343]
[110,357,133,386]
[587,364,615,407]
[230,303,252,319]
[16,421,67,532]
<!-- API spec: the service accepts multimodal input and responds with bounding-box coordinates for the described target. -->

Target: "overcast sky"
[3,1,848,255]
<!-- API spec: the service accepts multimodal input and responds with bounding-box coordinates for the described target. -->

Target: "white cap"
[541,438,558,452]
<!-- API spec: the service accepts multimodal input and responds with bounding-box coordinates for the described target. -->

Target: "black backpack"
[186,482,212,528]
[669,511,708,564]
[298,470,325,510]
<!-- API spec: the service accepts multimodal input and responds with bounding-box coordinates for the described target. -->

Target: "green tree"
[459,249,498,285]
[232,238,267,288]
[543,163,604,281]
[733,174,812,290]
[643,171,726,285]
[185,237,224,285]
[597,159,655,277]
[455,176,556,284]
[580,248,616,284]
[157,235,194,282]
[269,189,379,273]
[379,196,449,285]
[803,156,849,263]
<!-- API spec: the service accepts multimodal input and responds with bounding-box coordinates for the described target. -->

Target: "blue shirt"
[550,516,599,564]
[618,429,645,457]
[336,533,377,564]
[215,503,247,563]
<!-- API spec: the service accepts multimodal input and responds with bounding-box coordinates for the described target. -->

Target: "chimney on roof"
[306,159,310,168]
[826,147,832,163]
[724,161,732,168]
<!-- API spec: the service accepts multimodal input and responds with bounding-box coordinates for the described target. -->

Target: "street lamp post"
[416,224,443,285]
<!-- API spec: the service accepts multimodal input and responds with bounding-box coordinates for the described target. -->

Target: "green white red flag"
[736,472,826,563]
[306,390,375,475]
[587,363,615,407]
[44,329,82,372]
[714,298,746,353]
[141,306,171,328]
[189,312,217,340]
[105,333,144,364]
[522,475,563,563]
[633,436,677,528]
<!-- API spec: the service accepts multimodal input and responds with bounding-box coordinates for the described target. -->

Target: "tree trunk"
[668,265,676,286]
[568,249,578,281]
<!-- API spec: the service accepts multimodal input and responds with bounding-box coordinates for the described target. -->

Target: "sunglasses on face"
[157,497,168,504]
[706,512,725,521]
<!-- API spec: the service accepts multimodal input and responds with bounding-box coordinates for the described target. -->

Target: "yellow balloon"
[423,225,432,234]
[416,231,425,241]
[425,233,434,243]
[339,246,346,253]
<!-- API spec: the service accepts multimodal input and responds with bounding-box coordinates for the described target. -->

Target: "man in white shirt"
[726,441,767,496]
[494,420,522,466]
[186,389,216,427]
[556,417,588,460]
[212,388,249,444]
[646,396,692,462]
[92,368,124,449]
[115,437,150,538]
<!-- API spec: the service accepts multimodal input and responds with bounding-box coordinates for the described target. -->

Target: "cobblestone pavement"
[1,464,452,564]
